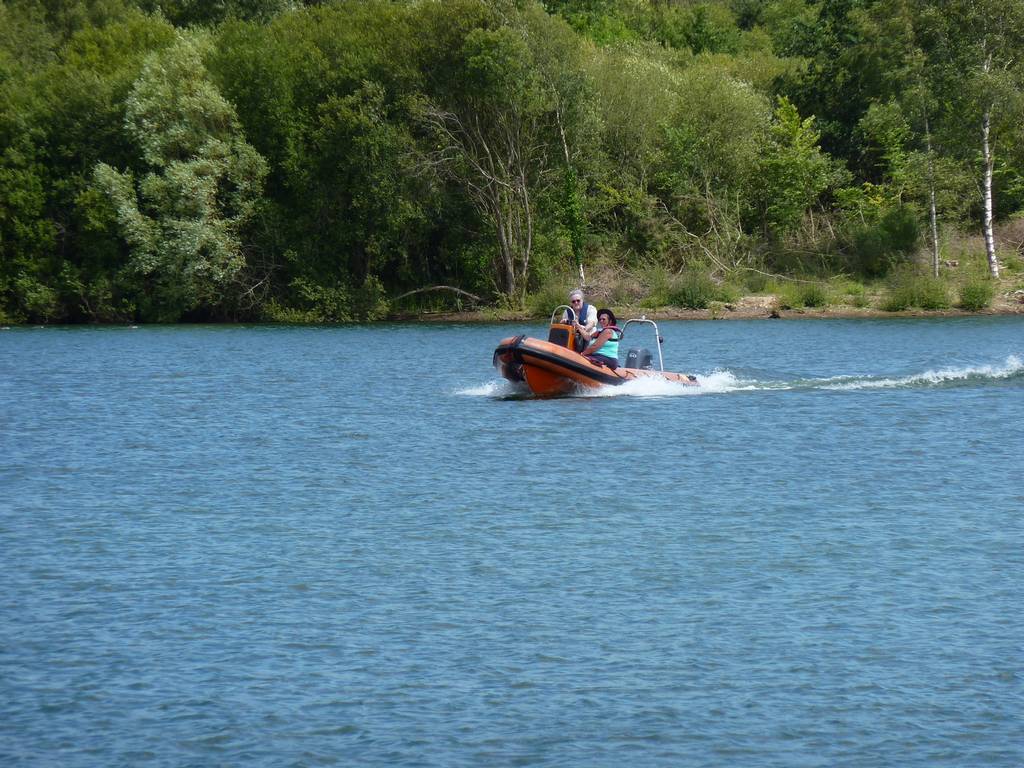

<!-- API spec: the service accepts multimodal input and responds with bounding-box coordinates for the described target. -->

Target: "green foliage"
[777,280,829,309]
[586,43,681,234]
[266,276,353,323]
[266,271,391,323]
[653,62,775,266]
[661,65,770,196]
[644,3,743,55]
[841,198,921,277]
[782,0,920,167]
[3,10,182,321]
[667,269,731,309]
[526,280,574,318]
[0,136,56,322]
[830,278,870,307]
[415,2,593,300]
[857,100,976,226]
[12,273,59,322]
[562,166,587,268]
[714,280,740,304]
[354,275,389,321]
[637,263,680,307]
[550,0,743,54]
[1000,244,1023,275]
[560,8,638,46]
[589,44,684,187]
[134,0,296,27]
[958,275,996,311]
[881,269,950,311]
[738,268,771,294]
[93,32,268,321]
[3,0,1024,322]
[0,2,57,70]
[59,262,134,322]
[753,97,837,236]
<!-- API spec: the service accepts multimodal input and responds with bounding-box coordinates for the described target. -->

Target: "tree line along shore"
[3,0,1024,325]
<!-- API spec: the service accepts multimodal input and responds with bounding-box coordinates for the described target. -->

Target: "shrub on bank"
[640,264,674,308]
[844,204,921,277]
[998,250,1022,275]
[527,282,572,317]
[799,282,829,307]
[668,270,737,309]
[667,270,715,309]
[958,276,995,311]
[263,275,389,323]
[740,269,771,294]
[777,280,828,309]
[829,278,869,307]
[881,270,950,311]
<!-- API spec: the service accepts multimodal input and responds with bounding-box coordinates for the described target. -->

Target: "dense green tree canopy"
[2,0,1023,322]
[93,31,268,320]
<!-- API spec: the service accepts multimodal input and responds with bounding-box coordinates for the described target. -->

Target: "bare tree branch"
[392,285,483,303]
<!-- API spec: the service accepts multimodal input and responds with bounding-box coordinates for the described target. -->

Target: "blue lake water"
[2,317,1023,766]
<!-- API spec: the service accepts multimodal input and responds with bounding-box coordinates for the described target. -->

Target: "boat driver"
[563,289,597,350]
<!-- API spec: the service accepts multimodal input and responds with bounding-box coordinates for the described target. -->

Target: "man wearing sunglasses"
[563,288,597,350]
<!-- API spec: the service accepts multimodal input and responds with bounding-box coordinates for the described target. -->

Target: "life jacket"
[569,302,590,326]
[595,325,622,360]
[565,303,591,351]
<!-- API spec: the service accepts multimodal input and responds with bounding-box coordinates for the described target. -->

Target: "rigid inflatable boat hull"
[493,335,697,396]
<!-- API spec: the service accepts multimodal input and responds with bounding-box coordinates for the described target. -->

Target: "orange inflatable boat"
[493,306,698,396]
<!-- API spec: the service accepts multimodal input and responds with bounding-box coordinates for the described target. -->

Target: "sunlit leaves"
[94,32,267,319]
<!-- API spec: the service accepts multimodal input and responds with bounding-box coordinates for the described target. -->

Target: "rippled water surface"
[2,317,1023,766]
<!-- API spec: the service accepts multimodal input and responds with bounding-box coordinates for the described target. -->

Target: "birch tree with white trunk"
[921,0,1024,278]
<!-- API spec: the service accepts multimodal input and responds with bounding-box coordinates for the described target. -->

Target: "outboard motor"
[625,348,654,370]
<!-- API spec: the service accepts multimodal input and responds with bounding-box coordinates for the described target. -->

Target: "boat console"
[548,305,585,352]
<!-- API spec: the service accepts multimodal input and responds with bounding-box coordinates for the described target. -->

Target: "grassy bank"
[399,236,1024,322]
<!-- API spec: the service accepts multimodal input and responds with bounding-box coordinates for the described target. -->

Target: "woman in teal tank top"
[582,308,622,369]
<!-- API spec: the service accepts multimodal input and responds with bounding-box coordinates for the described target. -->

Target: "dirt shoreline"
[399,292,1024,323]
